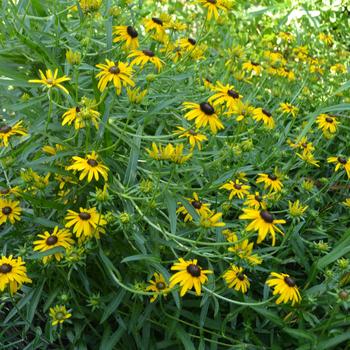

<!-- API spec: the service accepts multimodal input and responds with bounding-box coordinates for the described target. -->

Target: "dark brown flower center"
[268,174,277,181]
[188,129,197,135]
[251,61,259,66]
[143,49,155,57]
[187,264,201,277]
[109,66,120,74]
[87,159,98,167]
[191,200,202,209]
[234,184,242,190]
[301,142,308,148]
[205,77,212,83]
[284,276,296,287]
[127,26,138,38]
[2,206,12,215]
[0,263,12,274]
[0,125,12,133]
[200,102,215,115]
[46,235,58,246]
[255,195,262,202]
[260,210,274,223]
[156,281,166,290]
[325,117,334,123]
[227,90,240,98]
[207,0,217,3]
[338,156,347,164]
[262,109,272,117]
[0,188,10,195]
[79,212,91,220]
[237,273,245,281]
[75,106,81,113]
[188,38,196,45]
[152,17,163,25]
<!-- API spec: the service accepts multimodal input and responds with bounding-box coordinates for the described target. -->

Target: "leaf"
[100,290,127,323]
[27,246,65,260]
[165,191,177,234]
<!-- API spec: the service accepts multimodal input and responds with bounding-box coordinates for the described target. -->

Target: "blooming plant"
[1,0,350,348]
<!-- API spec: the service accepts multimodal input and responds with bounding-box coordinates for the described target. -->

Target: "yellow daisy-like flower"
[95,60,134,94]
[327,156,350,179]
[199,210,225,228]
[279,103,299,117]
[0,121,27,147]
[253,108,275,129]
[49,305,72,326]
[343,198,350,207]
[288,200,308,218]
[256,173,283,193]
[239,208,286,246]
[66,151,109,183]
[266,272,301,306]
[169,258,212,296]
[175,127,207,150]
[223,265,250,293]
[0,199,21,225]
[143,17,168,42]
[178,37,197,52]
[171,144,193,164]
[0,255,32,295]
[33,226,74,264]
[145,272,170,303]
[288,136,314,154]
[209,82,242,111]
[316,114,339,134]
[62,105,100,130]
[297,151,320,167]
[65,207,107,241]
[146,143,174,161]
[226,232,262,266]
[182,101,224,134]
[126,87,148,104]
[242,61,263,75]
[244,192,267,210]
[220,179,250,200]
[197,0,227,21]
[128,49,164,72]
[113,25,139,50]
[227,99,255,122]
[177,192,211,222]
[28,68,70,94]
[0,186,21,198]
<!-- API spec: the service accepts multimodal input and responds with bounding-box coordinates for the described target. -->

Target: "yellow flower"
[62,105,100,129]
[209,82,242,111]
[226,232,262,266]
[175,127,207,150]
[319,33,333,45]
[146,142,174,161]
[253,108,275,129]
[242,61,263,75]
[266,272,301,306]
[33,226,74,264]
[42,144,64,155]
[256,173,283,193]
[126,87,147,104]
[343,198,350,207]
[29,68,70,94]
[177,192,211,222]
[0,255,32,295]
[0,186,21,198]
[66,151,109,183]
[0,199,21,225]
[278,31,295,42]
[239,208,286,246]
[244,192,267,210]
[143,17,168,42]
[0,121,27,147]
[145,272,170,302]
[113,25,139,50]
[297,151,320,167]
[288,200,308,218]
[182,101,224,134]
[226,99,255,122]
[171,144,193,164]
[316,114,339,134]
[65,207,106,241]
[327,156,350,179]
[49,305,72,326]
[220,179,250,199]
[223,265,250,293]
[288,136,314,154]
[199,210,225,228]
[169,258,212,296]
[330,63,347,74]
[197,0,227,21]
[128,49,164,72]
[280,103,299,117]
[95,60,134,94]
